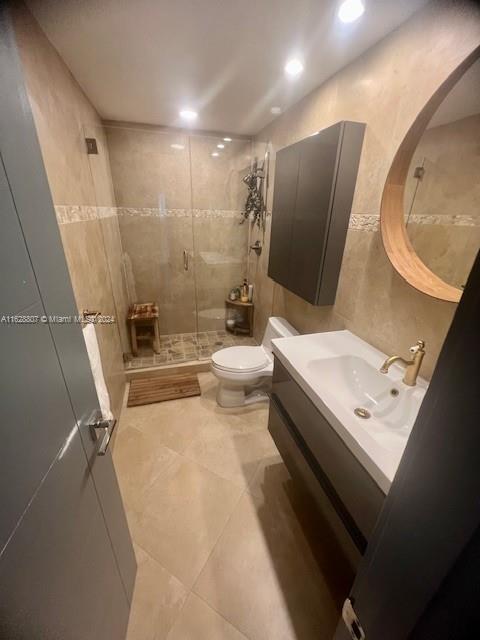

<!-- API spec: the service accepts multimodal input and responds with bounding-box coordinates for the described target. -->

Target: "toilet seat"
[211,346,270,373]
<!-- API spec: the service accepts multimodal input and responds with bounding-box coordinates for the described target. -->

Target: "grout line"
[130,538,192,640]
[190,591,254,640]
[132,539,188,591]
[176,445,261,492]
[187,488,256,640]
[118,384,271,635]
[125,459,247,598]
[114,424,182,463]
[190,482,248,591]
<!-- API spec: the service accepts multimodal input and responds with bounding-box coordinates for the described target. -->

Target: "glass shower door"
[190,134,253,357]
[86,122,260,368]
[90,123,198,368]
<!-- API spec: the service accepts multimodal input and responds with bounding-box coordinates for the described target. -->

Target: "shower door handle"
[183,249,189,271]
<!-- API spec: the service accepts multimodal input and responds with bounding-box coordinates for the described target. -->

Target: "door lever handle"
[183,249,189,271]
[88,410,117,456]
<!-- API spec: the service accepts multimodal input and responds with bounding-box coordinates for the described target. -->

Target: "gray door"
[0,5,135,638]
[0,152,130,638]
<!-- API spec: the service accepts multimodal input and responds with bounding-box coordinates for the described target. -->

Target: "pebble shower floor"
[124,330,256,370]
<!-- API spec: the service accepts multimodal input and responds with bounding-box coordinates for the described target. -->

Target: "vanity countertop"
[272,330,428,493]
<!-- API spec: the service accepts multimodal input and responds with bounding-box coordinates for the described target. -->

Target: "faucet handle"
[410,339,425,354]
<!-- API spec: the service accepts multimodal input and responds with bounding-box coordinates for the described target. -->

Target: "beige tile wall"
[13,2,126,417]
[250,0,480,380]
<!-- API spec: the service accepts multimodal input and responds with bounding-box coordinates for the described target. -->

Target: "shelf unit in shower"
[224,299,254,337]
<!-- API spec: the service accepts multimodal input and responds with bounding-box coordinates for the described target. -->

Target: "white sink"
[272,330,428,493]
[307,355,425,433]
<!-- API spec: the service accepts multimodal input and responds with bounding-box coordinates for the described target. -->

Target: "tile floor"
[113,372,353,640]
[124,331,257,370]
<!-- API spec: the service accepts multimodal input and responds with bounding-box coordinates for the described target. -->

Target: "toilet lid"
[212,346,269,372]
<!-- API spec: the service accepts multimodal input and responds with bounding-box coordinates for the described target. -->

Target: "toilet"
[211,317,298,407]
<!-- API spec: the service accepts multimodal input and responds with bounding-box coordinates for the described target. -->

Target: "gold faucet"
[380,340,426,386]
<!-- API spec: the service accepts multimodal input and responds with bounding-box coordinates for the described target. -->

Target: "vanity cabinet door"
[268,396,361,571]
[270,358,385,549]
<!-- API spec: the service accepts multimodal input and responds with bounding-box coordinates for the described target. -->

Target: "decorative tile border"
[97,206,118,220]
[193,209,244,219]
[56,205,480,229]
[349,214,380,232]
[116,207,187,218]
[407,213,480,227]
[55,205,117,224]
[116,207,243,219]
[348,212,480,232]
[55,205,243,224]
[55,205,96,224]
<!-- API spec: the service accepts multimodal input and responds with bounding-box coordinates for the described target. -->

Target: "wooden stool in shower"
[128,302,160,356]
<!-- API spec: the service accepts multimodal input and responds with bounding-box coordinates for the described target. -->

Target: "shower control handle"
[183,249,189,271]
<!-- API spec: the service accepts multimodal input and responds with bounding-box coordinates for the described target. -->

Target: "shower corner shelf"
[225,298,254,337]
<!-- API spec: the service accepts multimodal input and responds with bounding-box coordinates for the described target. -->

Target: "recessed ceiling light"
[223,137,232,142]
[179,109,198,121]
[271,106,282,115]
[338,0,365,23]
[217,143,225,149]
[284,58,304,77]
[170,143,185,150]
[211,151,219,157]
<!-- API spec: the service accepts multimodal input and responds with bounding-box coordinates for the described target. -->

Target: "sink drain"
[354,407,371,419]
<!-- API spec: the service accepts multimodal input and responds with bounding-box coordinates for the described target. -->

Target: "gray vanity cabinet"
[268,121,365,305]
[268,357,385,556]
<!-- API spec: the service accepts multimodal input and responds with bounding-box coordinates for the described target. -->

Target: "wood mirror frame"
[380,47,480,303]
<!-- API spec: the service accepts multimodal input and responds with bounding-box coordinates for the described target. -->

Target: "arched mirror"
[381,50,480,302]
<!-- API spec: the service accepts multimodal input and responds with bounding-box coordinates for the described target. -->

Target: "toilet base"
[216,380,270,408]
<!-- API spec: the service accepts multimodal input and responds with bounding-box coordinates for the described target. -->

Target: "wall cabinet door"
[289,124,341,302]
[268,121,365,306]
[267,142,300,290]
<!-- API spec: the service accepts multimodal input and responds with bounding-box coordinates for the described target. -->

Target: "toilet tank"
[261,317,298,352]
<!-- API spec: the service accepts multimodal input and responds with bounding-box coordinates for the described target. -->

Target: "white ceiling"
[27,0,428,136]
[429,59,480,128]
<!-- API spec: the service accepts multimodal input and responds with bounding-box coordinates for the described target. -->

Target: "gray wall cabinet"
[268,121,365,305]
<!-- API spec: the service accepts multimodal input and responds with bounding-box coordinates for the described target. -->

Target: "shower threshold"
[124,330,256,371]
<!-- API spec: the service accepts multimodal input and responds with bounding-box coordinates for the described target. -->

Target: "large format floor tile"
[119,396,215,454]
[182,428,278,489]
[126,545,187,640]
[127,456,243,588]
[194,490,340,640]
[113,426,178,511]
[116,373,348,640]
[166,593,248,640]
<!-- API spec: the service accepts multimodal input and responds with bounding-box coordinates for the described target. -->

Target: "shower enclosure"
[86,123,263,369]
